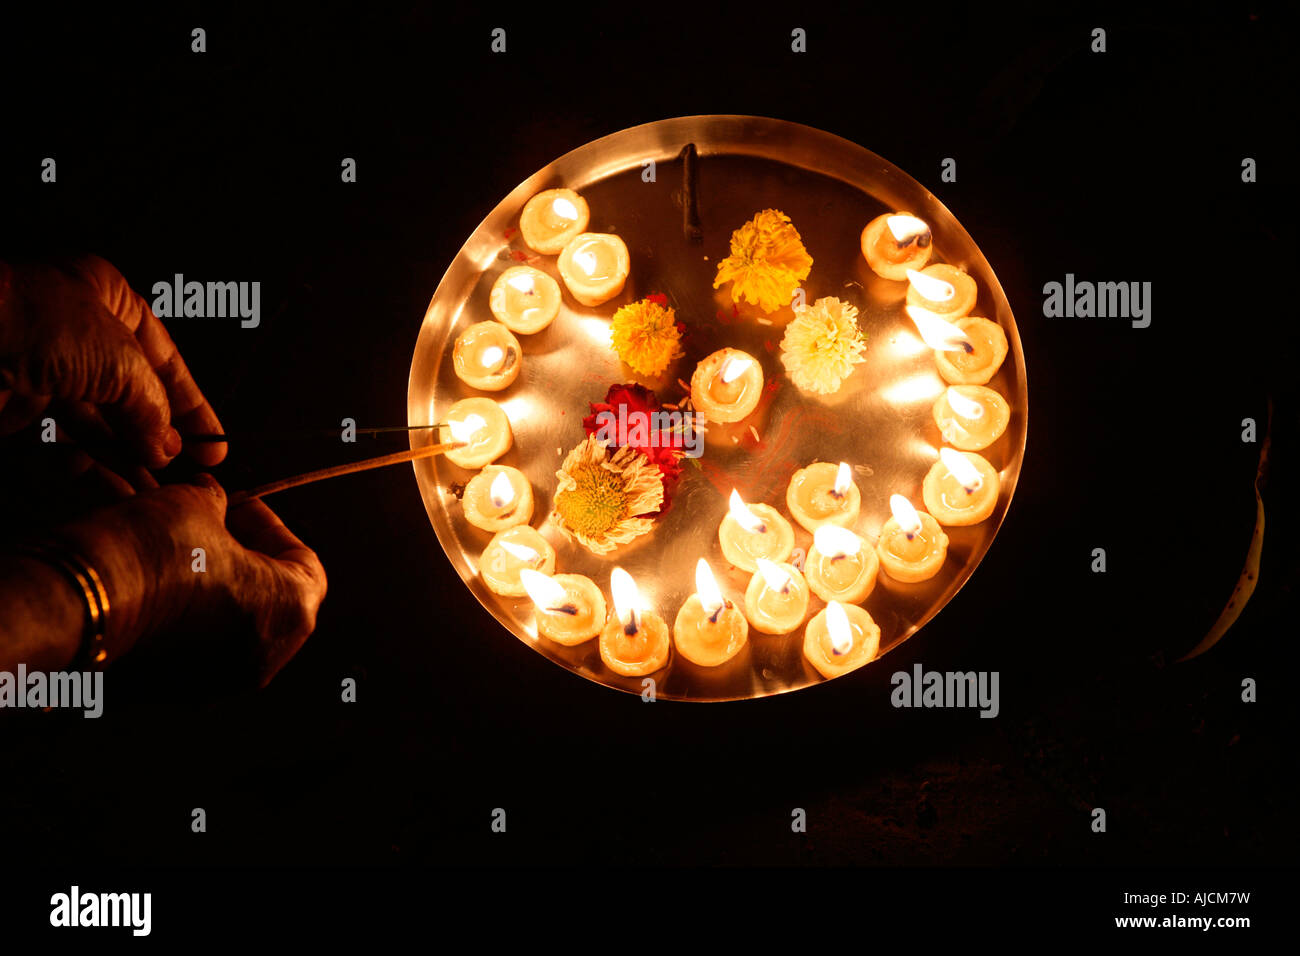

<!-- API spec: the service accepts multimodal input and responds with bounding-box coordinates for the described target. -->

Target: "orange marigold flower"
[609,296,685,377]
[713,209,813,313]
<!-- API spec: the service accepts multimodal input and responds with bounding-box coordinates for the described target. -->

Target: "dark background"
[1,0,1295,900]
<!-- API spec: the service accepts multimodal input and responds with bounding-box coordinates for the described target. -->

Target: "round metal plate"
[408,115,1027,702]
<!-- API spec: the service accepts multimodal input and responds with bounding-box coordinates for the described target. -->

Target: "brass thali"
[407,115,1027,701]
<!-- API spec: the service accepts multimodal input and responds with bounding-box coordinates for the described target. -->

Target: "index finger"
[70,255,228,467]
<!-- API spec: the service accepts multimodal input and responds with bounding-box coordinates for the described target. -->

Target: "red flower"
[583,383,687,515]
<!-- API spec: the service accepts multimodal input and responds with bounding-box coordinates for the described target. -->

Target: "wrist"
[0,554,84,670]
[54,506,177,658]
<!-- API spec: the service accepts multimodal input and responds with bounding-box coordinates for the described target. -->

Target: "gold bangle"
[18,545,110,668]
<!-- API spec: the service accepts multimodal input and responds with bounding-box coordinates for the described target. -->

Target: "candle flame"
[889,494,923,537]
[480,345,505,370]
[756,557,792,594]
[939,447,984,493]
[610,566,642,632]
[447,413,486,443]
[507,273,536,294]
[499,540,540,563]
[519,567,566,610]
[886,214,930,245]
[574,249,598,277]
[906,305,971,352]
[946,386,985,420]
[814,524,862,559]
[833,461,853,497]
[488,470,515,509]
[826,601,853,655]
[906,268,956,303]
[720,355,753,384]
[728,490,766,533]
[695,558,726,617]
[551,196,579,221]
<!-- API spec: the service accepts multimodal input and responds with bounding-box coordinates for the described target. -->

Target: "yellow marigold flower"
[609,297,685,377]
[779,296,867,395]
[552,437,665,554]
[713,209,813,313]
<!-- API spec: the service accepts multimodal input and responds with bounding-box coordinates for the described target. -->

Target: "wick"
[830,553,846,562]
[707,603,726,625]
[960,341,974,355]
[623,609,640,636]
[754,522,767,534]
[549,603,579,616]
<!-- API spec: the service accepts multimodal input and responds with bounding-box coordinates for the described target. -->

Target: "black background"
[1,0,1296,932]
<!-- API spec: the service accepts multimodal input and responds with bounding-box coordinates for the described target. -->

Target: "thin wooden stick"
[229,441,464,505]
[186,423,449,444]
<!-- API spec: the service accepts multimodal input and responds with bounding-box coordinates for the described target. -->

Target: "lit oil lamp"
[518,568,606,646]
[690,348,764,423]
[461,465,534,532]
[803,600,880,679]
[489,266,562,335]
[805,524,879,604]
[876,494,949,583]
[557,233,630,307]
[743,558,811,635]
[519,188,590,255]
[906,264,977,320]
[599,567,671,677]
[922,448,1000,526]
[861,213,933,281]
[907,304,973,354]
[718,489,795,573]
[672,559,749,667]
[933,317,1008,386]
[785,461,861,533]
[442,397,513,469]
[452,321,521,391]
[932,385,1010,451]
[479,525,556,597]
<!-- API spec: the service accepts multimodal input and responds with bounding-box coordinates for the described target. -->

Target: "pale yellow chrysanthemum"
[609,297,684,377]
[713,209,814,313]
[552,437,664,554]
[779,296,867,395]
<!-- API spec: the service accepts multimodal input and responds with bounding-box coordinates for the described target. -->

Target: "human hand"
[56,475,327,686]
[0,255,226,470]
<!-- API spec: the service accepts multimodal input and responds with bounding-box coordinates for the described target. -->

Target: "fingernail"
[164,426,182,457]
